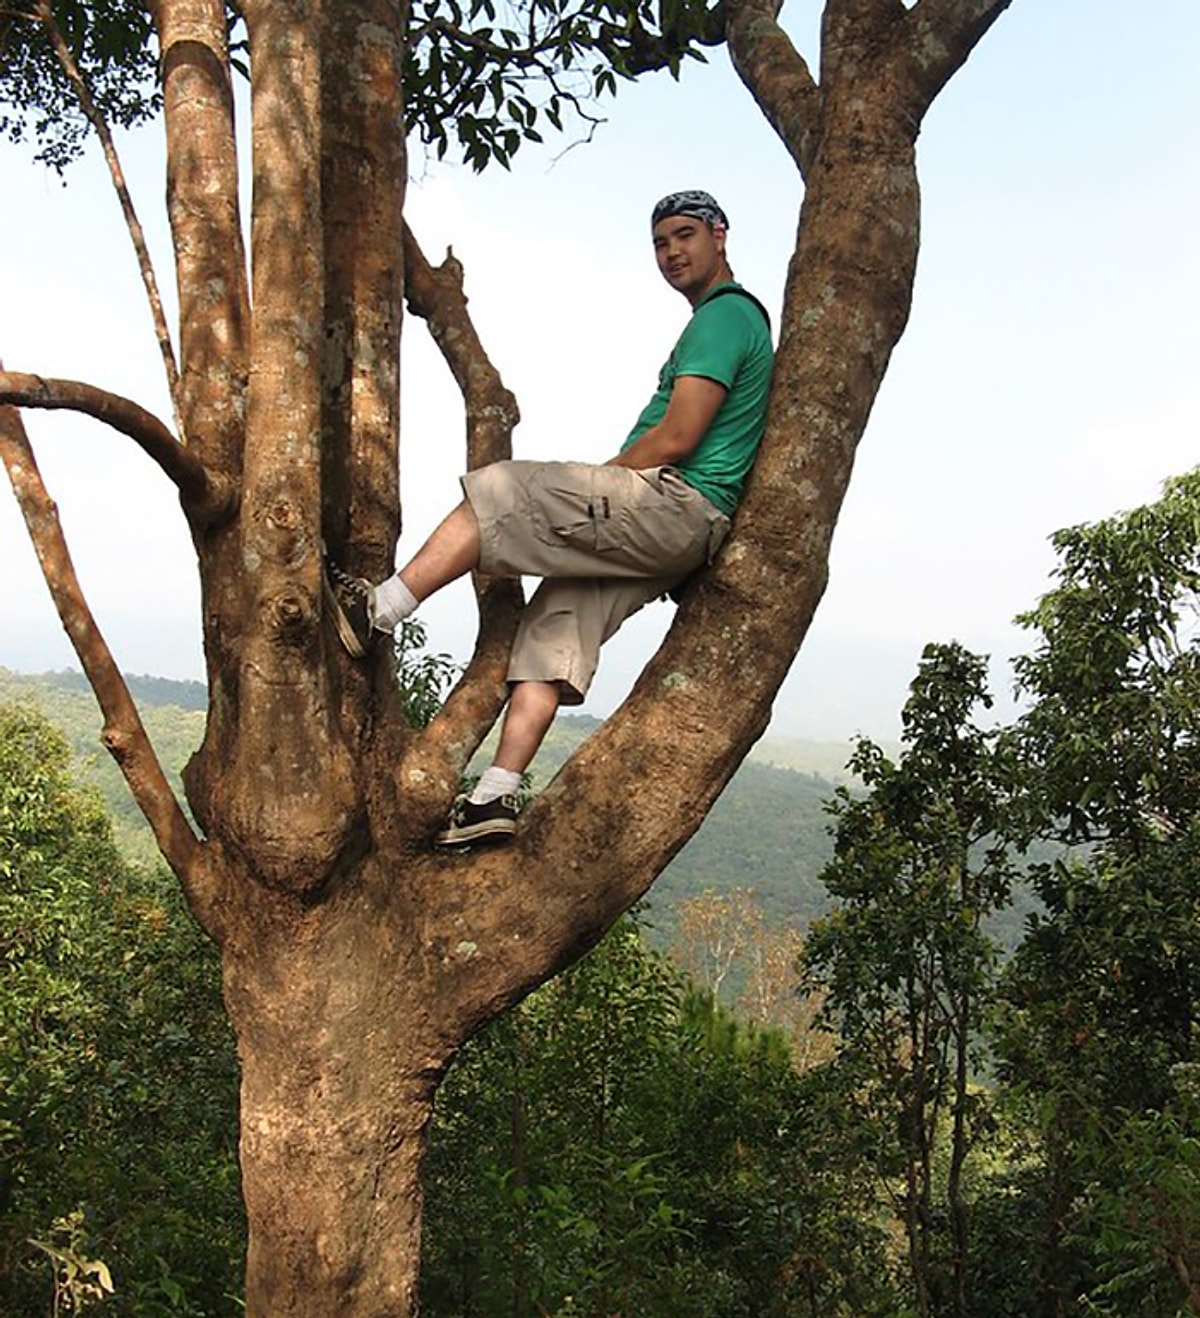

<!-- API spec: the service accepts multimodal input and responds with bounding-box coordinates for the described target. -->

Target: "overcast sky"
[3,0,1197,741]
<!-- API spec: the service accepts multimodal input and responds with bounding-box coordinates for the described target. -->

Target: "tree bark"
[220,866,440,1317]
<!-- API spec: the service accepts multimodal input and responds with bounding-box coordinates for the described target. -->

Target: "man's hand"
[608,374,727,469]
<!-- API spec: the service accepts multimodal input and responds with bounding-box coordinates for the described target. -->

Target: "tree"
[0,703,242,1315]
[804,642,1019,1318]
[993,468,1200,1317]
[0,1,1015,1312]
[424,914,894,1317]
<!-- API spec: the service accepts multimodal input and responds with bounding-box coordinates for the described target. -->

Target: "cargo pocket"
[528,467,627,555]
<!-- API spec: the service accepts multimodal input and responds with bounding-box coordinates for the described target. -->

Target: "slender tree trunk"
[948,853,978,1318]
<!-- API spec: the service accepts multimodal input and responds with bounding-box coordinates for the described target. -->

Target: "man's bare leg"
[399,501,481,602]
[493,680,561,775]
[372,501,482,631]
[434,681,560,847]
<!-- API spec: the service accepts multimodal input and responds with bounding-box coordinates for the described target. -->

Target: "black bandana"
[651,190,729,232]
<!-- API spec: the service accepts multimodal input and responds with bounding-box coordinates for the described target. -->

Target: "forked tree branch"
[903,0,1015,113]
[0,372,236,525]
[393,223,524,816]
[725,0,820,176]
[0,399,224,929]
[35,0,184,436]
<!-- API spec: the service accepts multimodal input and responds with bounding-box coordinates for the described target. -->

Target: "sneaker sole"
[434,818,518,848]
[321,574,367,659]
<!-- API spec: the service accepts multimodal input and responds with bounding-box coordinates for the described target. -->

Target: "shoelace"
[326,558,370,601]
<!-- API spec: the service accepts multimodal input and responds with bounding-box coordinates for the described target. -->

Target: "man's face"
[653,214,727,304]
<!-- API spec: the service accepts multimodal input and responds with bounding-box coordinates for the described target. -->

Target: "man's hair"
[651,190,729,232]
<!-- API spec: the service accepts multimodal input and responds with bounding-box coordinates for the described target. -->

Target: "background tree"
[0,703,241,1316]
[422,911,895,1317]
[804,642,1019,1318]
[0,0,1015,1312]
[671,888,830,1064]
[993,468,1200,1318]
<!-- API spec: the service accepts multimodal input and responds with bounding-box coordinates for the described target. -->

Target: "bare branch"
[725,0,820,177]
[903,0,1015,114]
[393,224,525,818]
[401,224,521,472]
[0,371,236,526]
[34,0,183,434]
[0,399,225,929]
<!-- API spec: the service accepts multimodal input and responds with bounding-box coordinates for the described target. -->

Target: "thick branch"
[392,224,524,819]
[903,0,1014,114]
[0,400,224,928]
[320,0,406,578]
[193,0,364,897]
[36,0,183,433]
[152,0,250,473]
[424,0,941,1033]
[0,371,236,525]
[725,0,820,177]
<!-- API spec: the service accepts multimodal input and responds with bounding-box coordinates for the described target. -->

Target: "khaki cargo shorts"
[460,460,730,703]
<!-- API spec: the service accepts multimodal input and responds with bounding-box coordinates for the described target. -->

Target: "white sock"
[372,575,418,633]
[470,766,522,805]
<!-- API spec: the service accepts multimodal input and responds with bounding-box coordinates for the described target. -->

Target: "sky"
[2,0,1198,742]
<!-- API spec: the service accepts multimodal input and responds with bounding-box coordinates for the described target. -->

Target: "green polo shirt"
[621,282,774,516]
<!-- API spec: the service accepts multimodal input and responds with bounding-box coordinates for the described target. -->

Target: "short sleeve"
[671,299,754,389]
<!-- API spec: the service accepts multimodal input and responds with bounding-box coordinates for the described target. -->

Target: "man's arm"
[607,374,727,470]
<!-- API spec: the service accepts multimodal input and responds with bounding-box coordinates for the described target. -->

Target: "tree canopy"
[1,0,722,173]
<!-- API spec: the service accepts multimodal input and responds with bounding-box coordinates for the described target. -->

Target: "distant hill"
[0,666,1041,950]
[0,666,843,932]
[0,668,206,864]
[31,667,210,712]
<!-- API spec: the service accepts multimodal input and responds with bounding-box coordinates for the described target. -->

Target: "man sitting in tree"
[326,190,774,846]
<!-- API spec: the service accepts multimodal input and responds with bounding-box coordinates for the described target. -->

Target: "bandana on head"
[651,190,729,232]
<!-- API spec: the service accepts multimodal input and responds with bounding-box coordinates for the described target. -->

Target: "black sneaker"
[323,554,375,658]
[434,794,520,848]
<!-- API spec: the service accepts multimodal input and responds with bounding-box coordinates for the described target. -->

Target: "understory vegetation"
[2,472,1198,1316]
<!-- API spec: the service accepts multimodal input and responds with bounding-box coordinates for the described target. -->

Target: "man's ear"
[712,223,728,254]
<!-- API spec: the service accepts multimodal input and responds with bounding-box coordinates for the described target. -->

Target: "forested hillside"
[0,666,845,930]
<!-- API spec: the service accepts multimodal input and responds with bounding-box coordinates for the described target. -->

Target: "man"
[326,189,773,846]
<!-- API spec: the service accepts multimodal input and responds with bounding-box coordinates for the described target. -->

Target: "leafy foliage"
[0,1,161,172]
[2,0,720,173]
[992,468,1200,1316]
[393,618,462,729]
[406,0,719,171]
[803,642,1021,1318]
[422,913,894,1317]
[1010,467,1200,847]
[0,703,242,1316]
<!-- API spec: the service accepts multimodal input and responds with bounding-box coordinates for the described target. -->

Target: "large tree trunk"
[222,870,437,1316]
[1,1,1014,1313]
